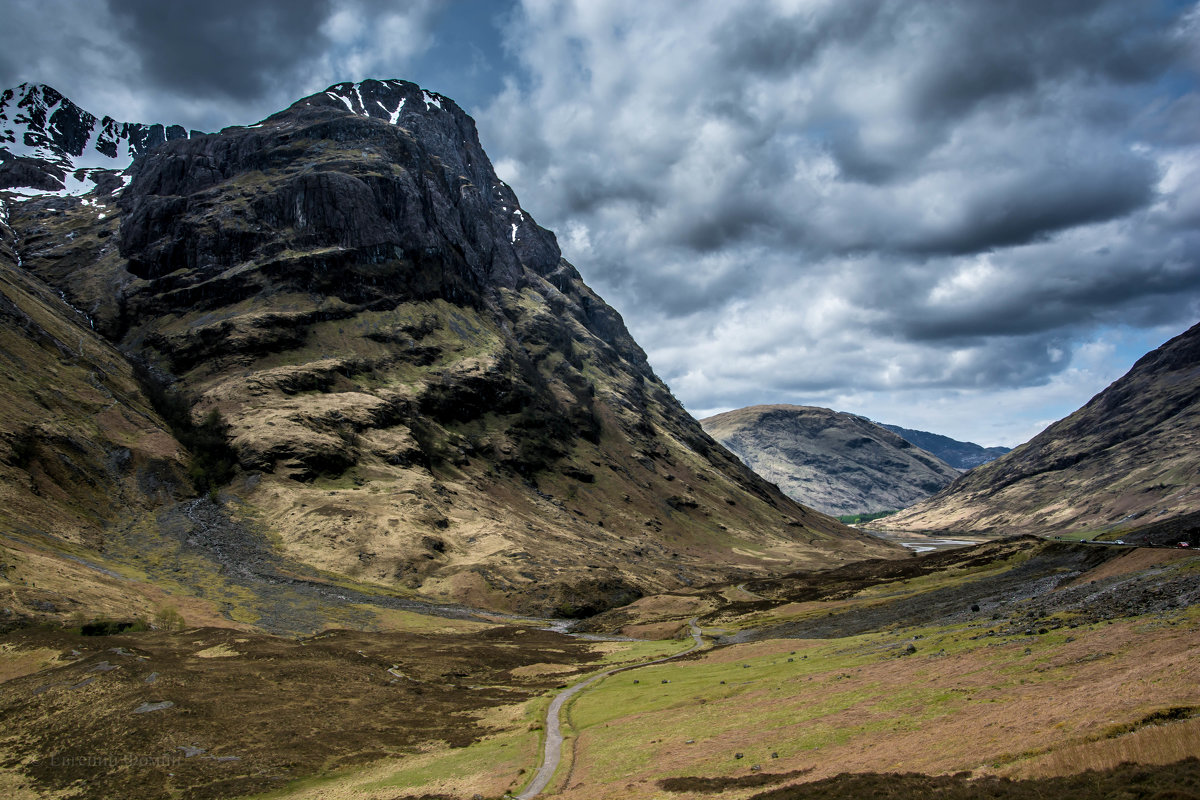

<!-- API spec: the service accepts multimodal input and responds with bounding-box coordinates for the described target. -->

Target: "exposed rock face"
[2,80,899,616]
[886,321,1200,535]
[701,405,960,516]
[877,424,1010,470]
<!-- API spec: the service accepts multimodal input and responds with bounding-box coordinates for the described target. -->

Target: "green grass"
[1044,530,1104,542]
[565,606,1176,783]
[838,510,899,525]
[573,634,881,730]
[358,729,529,792]
[593,638,694,665]
[564,633,956,782]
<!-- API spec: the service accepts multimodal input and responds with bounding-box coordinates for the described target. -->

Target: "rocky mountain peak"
[110,78,584,346]
[0,82,199,197]
[309,79,456,123]
[305,80,548,276]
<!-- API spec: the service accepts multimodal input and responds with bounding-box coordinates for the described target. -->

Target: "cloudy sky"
[3,0,1199,447]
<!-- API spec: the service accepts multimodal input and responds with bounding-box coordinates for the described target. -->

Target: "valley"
[0,79,895,628]
[3,537,1198,799]
[883,321,1200,538]
[1,75,1199,800]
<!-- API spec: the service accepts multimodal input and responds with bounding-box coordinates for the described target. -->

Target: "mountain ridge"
[877,423,1011,470]
[0,82,200,196]
[885,320,1200,536]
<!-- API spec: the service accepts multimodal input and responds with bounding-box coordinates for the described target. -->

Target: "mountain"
[700,405,960,516]
[0,83,199,196]
[0,80,897,624]
[878,423,1010,470]
[885,321,1200,536]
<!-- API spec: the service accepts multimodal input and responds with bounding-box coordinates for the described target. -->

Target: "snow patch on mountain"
[320,80,453,129]
[0,83,201,199]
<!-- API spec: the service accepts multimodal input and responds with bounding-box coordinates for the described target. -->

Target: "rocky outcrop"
[701,405,960,516]
[886,321,1200,535]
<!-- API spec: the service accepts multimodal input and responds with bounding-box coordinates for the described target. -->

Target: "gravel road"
[516,618,704,799]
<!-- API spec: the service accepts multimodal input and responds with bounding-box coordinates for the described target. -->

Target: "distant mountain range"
[886,321,1200,537]
[700,405,961,516]
[878,424,1010,470]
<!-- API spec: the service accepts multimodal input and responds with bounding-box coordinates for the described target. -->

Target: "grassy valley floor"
[1,538,1199,799]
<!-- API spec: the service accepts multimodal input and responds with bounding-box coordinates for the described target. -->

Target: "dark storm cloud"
[711,0,1189,186]
[107,0,333,100]
[894,234,1200,343]
[906,1,1183,119]
[716,1,888,77]
[0,0,452,132]
[107,0,333,101]
[903,156,1160,256]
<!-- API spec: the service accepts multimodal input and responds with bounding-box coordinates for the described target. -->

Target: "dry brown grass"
[0,535,245,631]
[618,620,689,639]
[1006,717,1200,779]
[0,643,65,683]
[510,662,580,677]
[0,624,600,800]
[1065,547,1192,587]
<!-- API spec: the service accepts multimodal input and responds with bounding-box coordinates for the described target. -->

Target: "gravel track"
[516,618,704,799]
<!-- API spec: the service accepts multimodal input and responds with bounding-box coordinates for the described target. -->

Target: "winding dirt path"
[516,618,705,799]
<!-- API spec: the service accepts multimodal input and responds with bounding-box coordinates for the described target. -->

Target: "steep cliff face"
[701,405,960,516]
[886,321,1200,536]
[3,80,897,616]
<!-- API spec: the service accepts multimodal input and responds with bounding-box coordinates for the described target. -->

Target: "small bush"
[153,605,185,632]
[79,619,139,636]
[837,510,899,525]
